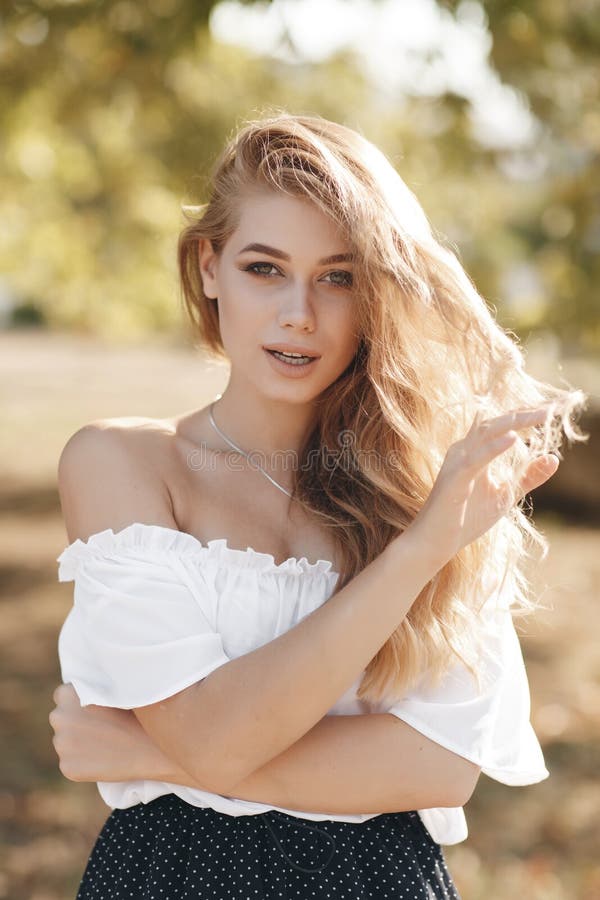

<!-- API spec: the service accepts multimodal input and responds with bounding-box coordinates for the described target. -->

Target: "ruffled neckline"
[56,522,340,580]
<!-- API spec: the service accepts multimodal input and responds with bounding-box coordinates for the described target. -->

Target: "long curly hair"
[177,110,587,707]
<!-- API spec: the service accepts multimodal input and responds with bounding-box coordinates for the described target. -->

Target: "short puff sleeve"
[380,581,548,845]
[382,583,549,787]
[56,524,231,709]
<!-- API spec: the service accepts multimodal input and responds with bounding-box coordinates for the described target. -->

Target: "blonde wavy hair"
[177,110,587,707]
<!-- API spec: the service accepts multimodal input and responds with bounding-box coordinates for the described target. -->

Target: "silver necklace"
[208,400,293,499]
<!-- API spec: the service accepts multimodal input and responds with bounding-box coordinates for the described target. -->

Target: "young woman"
[49,112,585,899]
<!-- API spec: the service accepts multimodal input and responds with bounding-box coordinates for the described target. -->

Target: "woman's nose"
[277,282,316,330]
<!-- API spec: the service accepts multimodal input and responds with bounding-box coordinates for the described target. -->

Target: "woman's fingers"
[458,406,556,476]
[49,684,81,734]
[466,429,518,471]
[52,682,79,705]
[518,454,560,496]
[473,405,555,442]
[492,454,559,515]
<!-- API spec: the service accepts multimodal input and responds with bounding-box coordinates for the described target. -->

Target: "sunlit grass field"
[1,330,598,900]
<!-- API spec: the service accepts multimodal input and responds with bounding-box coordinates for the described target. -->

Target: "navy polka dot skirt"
[75,793,461,899]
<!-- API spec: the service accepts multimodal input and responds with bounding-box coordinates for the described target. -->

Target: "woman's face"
[198,189,361,404]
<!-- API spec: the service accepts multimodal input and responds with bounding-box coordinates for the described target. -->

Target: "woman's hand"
[49,683,166,783]
[405,405,560,571]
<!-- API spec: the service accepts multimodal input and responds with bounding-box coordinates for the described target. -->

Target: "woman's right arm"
[59,407,557,796]
[149,526,432,795]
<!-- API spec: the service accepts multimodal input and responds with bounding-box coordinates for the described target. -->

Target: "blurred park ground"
[1,0,599,897]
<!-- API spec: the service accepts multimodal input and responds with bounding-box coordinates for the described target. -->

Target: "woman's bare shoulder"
[59,415,180,471]
[57,416,180,544]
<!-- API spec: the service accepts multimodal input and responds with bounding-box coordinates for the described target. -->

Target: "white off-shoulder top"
[56,522,549,846]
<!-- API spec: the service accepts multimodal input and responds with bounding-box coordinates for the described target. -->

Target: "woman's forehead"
[229,190,353,254]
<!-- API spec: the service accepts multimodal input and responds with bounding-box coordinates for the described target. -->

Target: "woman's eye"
[324,270,353,288]
[244,262,279,277]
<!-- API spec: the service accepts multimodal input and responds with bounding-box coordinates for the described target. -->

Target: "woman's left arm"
[49,684,479,815]
[186,711,481,815]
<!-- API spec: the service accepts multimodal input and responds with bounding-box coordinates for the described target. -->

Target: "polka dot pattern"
[75,793,461,898]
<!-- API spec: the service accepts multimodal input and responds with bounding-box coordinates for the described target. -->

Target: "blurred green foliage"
[443,0,600,346]
[1,0,598,347]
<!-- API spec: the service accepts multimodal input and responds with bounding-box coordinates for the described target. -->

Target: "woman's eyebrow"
[237,243,354,265]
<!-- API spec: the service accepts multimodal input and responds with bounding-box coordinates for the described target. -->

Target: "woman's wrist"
[139,737,211,791]
[384,523,444,586]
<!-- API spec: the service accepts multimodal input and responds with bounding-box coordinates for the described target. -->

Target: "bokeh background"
[1,1,598,897]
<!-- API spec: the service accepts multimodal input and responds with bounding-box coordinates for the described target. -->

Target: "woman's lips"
[263,348,320,378]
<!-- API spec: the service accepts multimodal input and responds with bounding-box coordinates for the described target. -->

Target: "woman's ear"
[197,238,219,300]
